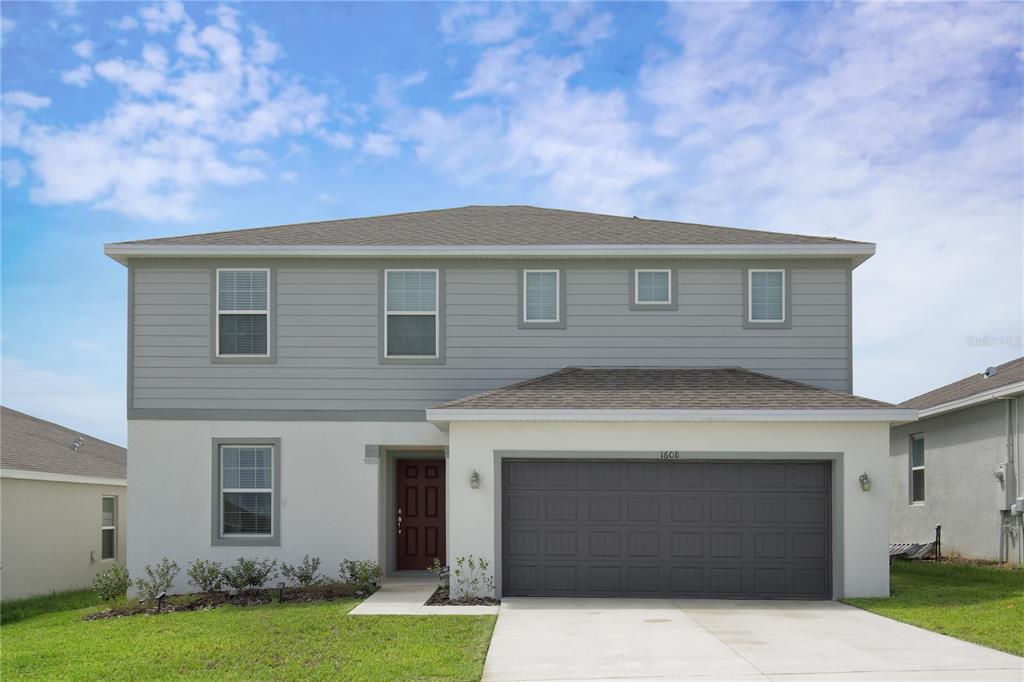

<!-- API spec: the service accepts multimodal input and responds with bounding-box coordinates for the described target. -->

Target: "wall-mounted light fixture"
[469,470,481,489]
[858,472,871,492]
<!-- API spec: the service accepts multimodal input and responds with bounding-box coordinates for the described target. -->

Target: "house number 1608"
[659,451,680,459]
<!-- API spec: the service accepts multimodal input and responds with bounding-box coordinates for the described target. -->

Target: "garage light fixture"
[469,470,481,489]
[858,472,871,492]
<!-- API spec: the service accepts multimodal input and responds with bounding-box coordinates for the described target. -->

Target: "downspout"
[1002,395,1022,564]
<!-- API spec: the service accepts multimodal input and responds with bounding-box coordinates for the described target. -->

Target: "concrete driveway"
[482,598,1023,681]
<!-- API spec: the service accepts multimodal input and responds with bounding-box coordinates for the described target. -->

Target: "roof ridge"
[728,367,895,408]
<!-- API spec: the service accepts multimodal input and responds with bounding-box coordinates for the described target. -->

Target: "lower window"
[220,445,274,536]
[101,496,117,560]
[910,434,925,503]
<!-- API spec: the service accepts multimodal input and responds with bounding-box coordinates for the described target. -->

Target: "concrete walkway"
[483,598,1023,681]
[349,577,499,615]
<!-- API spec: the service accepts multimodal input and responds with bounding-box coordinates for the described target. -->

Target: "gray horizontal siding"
[130,259,852,413]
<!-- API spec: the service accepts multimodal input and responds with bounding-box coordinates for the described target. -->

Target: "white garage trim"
[428,408,917,427]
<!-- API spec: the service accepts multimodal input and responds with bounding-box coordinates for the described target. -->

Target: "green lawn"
[1,588,100,625]
[1,597,496,680]
[846,560,1024,656]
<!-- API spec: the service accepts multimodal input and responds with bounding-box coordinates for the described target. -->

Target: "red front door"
[396,459,446,571]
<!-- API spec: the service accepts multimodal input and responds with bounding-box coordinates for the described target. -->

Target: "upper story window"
[101,495,117,560]
[217,269,269,356]
[524,270,559,323]
[910,434,925,503]
[220,445,274,536]
[748,269,785,323]
[635,269,671,305]
[385,269,438,358]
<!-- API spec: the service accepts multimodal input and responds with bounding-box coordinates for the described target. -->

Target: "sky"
[1,1,1022,447]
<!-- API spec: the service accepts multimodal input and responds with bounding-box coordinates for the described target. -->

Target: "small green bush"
[452,555,495,600]
[133,557,180,603]
[339,559,383,593]
[222,557,278,593]
[281,555,324,587]
[91,565,130,603]
[186,559,224,593]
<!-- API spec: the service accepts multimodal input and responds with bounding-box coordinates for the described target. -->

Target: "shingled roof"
[1,407,126,480]
[901,356,1024,410]
[111,205,867,248]
[432,367,896,411]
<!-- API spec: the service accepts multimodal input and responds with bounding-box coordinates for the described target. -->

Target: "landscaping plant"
[133,557,180,603]
[186,559,224,593]
[339,559,383,593]
[222,557,278,593]
[452,555,495,600]
[281,555,325,587]
[91,565,130,603]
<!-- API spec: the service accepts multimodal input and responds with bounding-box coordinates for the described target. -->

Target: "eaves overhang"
[913,380,1024,419]
[103,242,877,266]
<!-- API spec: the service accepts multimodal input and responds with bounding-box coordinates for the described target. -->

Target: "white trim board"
[426,408,918,426]
[105,242,876,265]
[915,380,1024,418]
[0,468,127,486]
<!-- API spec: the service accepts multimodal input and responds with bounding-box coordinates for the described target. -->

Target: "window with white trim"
[523,270,559,322]
[910,434,925,503]
[385,270,438,358]
[748,269,785,322]
[220,445,274,536]
[217,269,269,356]
[101,496,117,560]
[635,269,671,304]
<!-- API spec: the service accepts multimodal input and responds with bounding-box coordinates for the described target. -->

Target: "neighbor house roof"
[426,367,913,423]
[0,407,126,482]
[900,356,1024,415]
[104,206,875,263]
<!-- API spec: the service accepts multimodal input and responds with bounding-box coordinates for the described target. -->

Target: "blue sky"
[2,1,1022,446]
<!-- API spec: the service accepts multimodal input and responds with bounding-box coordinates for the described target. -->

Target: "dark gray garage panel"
[502,460,831,599]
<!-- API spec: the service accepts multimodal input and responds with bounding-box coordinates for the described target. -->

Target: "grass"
[846,560,1024,656]
[1,589,100,625]
[1,596,496,680]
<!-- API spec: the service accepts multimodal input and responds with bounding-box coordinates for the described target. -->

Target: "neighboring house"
[890,357,1023,563]
[105,205,914,600]
[0,407,127,600]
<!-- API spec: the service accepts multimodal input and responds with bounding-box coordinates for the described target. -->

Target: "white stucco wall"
[446,420,892,599]
[1,477,128,600]
[128,420,447,593]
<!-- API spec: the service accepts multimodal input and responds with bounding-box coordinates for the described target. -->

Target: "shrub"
[452,555,495,600]
[281,555,324,587]
[92,565,130,603]
[133,557,180,603]
[339,559,383,593]
[186,559,224,593]
[222,557,278,593]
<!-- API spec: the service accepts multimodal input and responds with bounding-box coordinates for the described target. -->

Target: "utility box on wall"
[996,461,1017,511]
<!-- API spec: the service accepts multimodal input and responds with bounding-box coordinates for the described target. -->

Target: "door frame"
[379,447,448,576]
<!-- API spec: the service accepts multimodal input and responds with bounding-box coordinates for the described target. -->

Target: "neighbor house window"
[385,270,439,358]
[910,434,925,503]
[217,269,269,356]
[523,270,559,323]
[220,445,274,536]
[635,269,671,305]
[748,269,785,322]
[101,496,117,560]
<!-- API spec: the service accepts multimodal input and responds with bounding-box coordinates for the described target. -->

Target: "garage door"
[502,459,831,599]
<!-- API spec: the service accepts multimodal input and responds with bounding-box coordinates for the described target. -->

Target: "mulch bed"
[84,583,364,620]
[426,585,499,607]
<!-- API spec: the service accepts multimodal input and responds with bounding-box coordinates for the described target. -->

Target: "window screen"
[636,270,671,304]
[101,496,116,560]
[750,270,784,322]
[217,270,269,356]
[221,446,273,535]
[911,435,925,503]
[524,271,559,322]
[385,270,437,357]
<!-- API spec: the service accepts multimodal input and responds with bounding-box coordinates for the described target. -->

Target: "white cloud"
[363,132,399,157]
[72,39,95,59]
[439,4,524,45]
[60,64,93,87]
[550,4,613,46]
[279,170,298,183]
[54,1,79,17]
[1,16,15,35]
[7,3,352,221]
[2,159,25,187]
[0,356,126,446]
[113,15,138,31]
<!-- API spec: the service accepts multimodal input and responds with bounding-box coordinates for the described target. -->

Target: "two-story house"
[105,205,914,600]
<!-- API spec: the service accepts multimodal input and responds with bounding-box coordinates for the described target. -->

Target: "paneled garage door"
[501,459,831,599]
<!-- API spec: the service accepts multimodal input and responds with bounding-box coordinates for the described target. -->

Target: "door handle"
[397,507,403,535]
